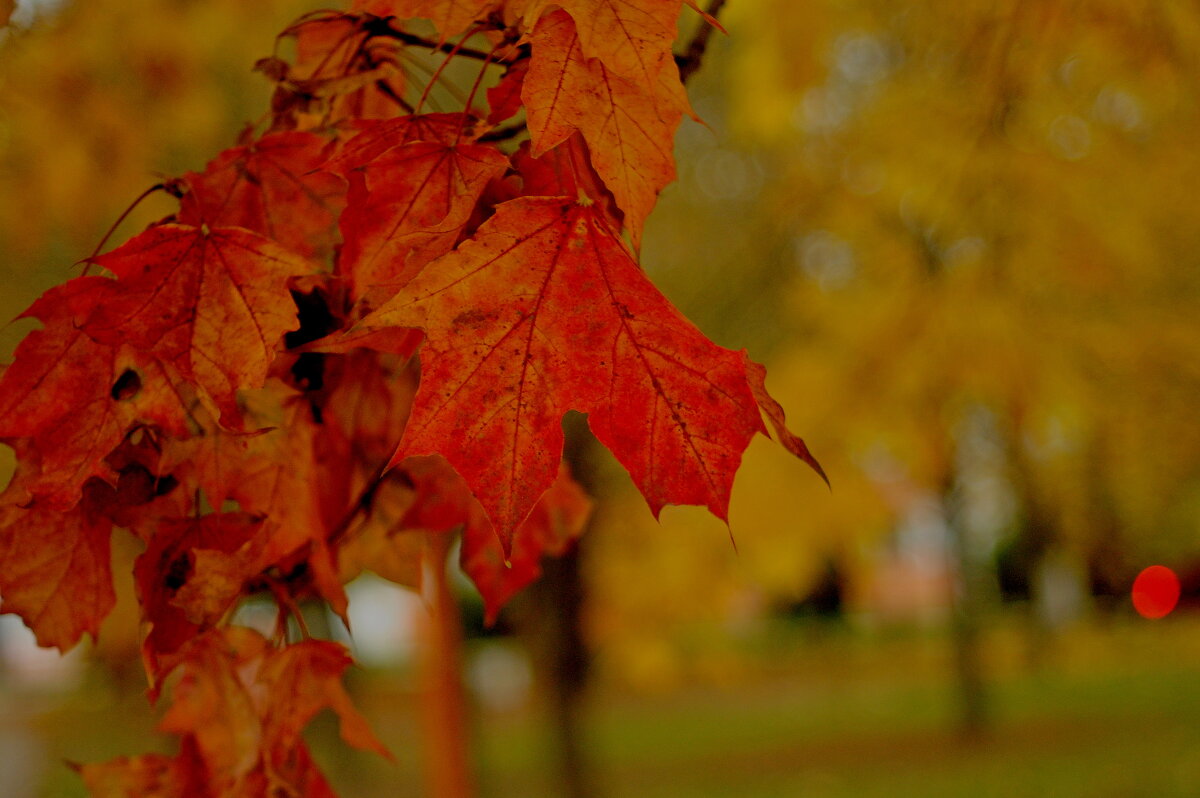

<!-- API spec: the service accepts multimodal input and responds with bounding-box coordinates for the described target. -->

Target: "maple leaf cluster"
[0,1,821,795]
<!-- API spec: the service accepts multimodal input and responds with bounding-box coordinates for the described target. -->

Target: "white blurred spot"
[341,575,423,667]
[0,614,84,689]
[466,641,532,713]
[10,0,68,26]
[693,149,763,201]
[834,32,892,85]
[1093,86,1144,132]
[942,236,986,269]
[1049,114,1091,160]
[793,86,852,133]
[796,231,856,290]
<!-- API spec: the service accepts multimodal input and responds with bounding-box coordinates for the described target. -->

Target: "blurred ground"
[6,610,1199,798]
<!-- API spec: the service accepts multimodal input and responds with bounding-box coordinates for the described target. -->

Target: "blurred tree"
[580,0,1200,736]
[716,0,1200,728]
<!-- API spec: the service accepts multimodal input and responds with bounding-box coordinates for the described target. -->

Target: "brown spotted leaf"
[0,278,189,505]
[84,225,311,424]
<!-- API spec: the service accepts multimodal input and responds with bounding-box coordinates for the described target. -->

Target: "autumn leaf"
[129,628,388,795]
[268,11,405,131]
[359,455,591,619]
[746,359,828,487]
[135,514,262,684]
[75,748,205,798]
[353,0,496,42]
[93,628,384,796]
[0,277,190,506]
[338,138,509,296]
[257,638,392,761]
[160,384,354,623]
[323,112,470,173]
[487,60,529,125]
[555,0,683,88]
[84,225,310,424]
[514,135,623,232]
[320,348,418,467]
[0,480,115,651]
[523,9,684,246]
[179,132,346,260]
[458,460,591,623]
[358,196,766,550]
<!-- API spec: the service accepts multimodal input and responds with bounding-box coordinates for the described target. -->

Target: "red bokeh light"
[1131,565,1180,619]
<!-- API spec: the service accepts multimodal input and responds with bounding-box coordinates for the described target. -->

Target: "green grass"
[15,613,1200,797]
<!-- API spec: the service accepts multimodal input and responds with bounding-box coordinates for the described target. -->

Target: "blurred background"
[3,0,1200,796]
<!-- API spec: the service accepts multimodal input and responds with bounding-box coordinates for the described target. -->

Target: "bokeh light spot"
[1132,565,1180,619]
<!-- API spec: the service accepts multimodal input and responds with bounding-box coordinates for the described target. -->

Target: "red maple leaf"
[0,480,115,650]
[358,196,769,550]
[337,137,509,296]
[0,277,190,505]
[84,225,312,424]
[179,132,346,260]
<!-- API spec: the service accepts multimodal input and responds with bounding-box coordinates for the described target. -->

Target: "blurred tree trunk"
[522,546,593,798]
[512,416,600,798]
[941,419,991,741]
[945,496,989,740]
[417,533,476,798]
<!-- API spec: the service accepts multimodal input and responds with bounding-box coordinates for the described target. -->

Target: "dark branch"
[675,0,728,84]
[479,121,527,142]
[366,16,524,64]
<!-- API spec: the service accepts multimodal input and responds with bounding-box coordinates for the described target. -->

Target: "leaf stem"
[415,26,484,114]
[80,182,166,274]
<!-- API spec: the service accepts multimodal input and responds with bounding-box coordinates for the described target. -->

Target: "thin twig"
[367,17,519,64]
[478,121,527,142]
[79,182,166,275]
[675,0,728,84]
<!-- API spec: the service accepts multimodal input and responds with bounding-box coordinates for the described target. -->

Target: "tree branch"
[675,0,728,84]
[367,16,524,64]
[479,121,527,142]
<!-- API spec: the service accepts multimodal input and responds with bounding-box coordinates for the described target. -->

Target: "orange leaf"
[354,0,497,42]
[556,0,683,87]
[746,359,828,486]
[387,456,591,620]
[459,460,591,623]
[143,629,388,795]
[75,750,204,798]
[523,10,684,246]
[258,639,392,761]
[134,514,261,685]
[487,60,529,125]
[324,112,469,174]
